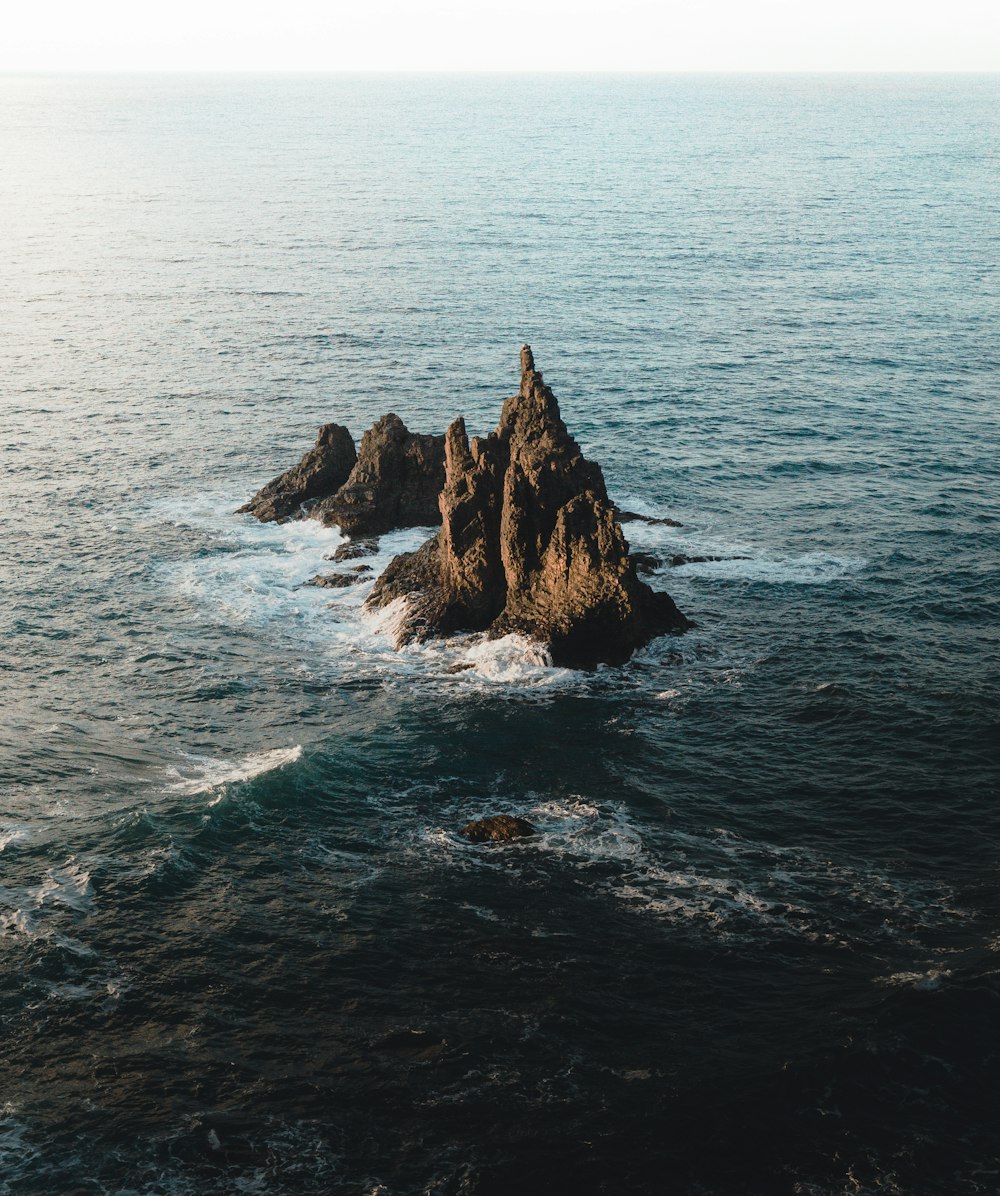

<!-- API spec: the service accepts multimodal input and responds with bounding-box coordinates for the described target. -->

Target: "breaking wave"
[164,745,304,799]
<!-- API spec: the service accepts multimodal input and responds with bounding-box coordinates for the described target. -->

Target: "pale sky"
[4,0,999,72]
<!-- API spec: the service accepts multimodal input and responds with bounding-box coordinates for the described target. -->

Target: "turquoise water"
[2,74,999,1194]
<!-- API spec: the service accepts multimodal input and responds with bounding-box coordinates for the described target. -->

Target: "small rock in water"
[304,572,362,588]
[630,550,663,574]
[459,814,537,843]
[669,554,751,567]
[616,509,684,527]
[328,537,380,562]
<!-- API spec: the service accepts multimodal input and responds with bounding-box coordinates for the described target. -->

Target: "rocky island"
[239,346,690,667]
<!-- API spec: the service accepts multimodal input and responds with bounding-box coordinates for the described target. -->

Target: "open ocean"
[2,73,999,1195]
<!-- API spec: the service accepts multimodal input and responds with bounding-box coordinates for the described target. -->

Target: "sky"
[3,0,999,72]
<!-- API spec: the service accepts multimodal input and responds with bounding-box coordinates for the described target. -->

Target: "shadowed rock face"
[237,423,357,523]
[310,414,446,537]
[368,347,690,668]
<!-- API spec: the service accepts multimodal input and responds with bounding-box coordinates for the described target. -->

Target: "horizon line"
[3,67,999,76]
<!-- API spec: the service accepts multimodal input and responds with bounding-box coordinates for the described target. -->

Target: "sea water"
[1,73,998,1194]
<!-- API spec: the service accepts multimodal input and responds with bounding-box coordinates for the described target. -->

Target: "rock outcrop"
[460,815,537,844]
[237,423,357,523]
[303,571,367,589]
[327,538,379,562]
[368,347,690,667]
[616,509,684,527]
[239,415,445,537]
[310,414,446,537]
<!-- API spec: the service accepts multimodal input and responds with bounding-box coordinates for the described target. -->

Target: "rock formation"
[310,414,446,537]
[239,415,445,537]
[237,423,357,523]
[368,346,690,667]
[460,815,537,844]
[327,539,379,562]
[303,570,369,589]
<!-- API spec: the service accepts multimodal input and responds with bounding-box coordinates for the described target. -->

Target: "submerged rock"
[630,550,664,575]
[303,572,364,589]
[669,554,751,567]
[237,423,357,523]
[327,537,380,562]
[460,814,537,843]
[311,414,445,536]
[368,346,690,667]
[616,508,684,528]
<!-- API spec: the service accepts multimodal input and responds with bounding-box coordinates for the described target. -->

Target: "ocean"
[1,73,998,1194]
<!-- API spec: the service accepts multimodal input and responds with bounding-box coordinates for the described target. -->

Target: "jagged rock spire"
[520,343,535,386]
[368,346,689,667]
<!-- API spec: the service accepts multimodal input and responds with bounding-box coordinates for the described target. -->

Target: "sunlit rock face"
[368,346,690,668]
[310,414,446,537]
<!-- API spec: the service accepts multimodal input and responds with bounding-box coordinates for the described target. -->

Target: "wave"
[147,495,584,693]
[0,826,29,853]
[876,968,952,991]
[0,859,94,941]
[164,745,304,800]
[359,606,576,690]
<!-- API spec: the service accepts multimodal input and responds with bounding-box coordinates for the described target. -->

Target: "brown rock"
[368,347,690,667]
[303,572,363,589]
[237,423,357,523]
[311,414,445,536]
[327,537,380,562]
[460,814,537,843]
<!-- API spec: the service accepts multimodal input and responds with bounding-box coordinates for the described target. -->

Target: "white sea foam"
[353,601,576,691]
[0,859,94,941]
[149,490,859,702]
[35,862,93,913]
[146,493,640,693]
[668,551,867,585]
[877,968,952,991]
[615,505,867,586]
[0,826,29,853]
[165,745,303,799]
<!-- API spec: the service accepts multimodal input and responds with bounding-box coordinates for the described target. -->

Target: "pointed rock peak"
[520,343,535,383]
[445,416,473,474]
[369,351,690,666]
[519,343,546,399]
[501,344,564,443]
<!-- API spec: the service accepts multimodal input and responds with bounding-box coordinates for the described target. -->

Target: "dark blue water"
[2,73,999,1195]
